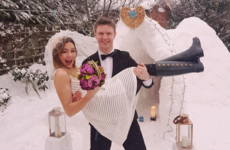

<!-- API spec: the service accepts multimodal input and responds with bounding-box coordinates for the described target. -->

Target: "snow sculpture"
[114,11,230,149]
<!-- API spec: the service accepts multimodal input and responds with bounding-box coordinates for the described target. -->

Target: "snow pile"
[115,16,230,149]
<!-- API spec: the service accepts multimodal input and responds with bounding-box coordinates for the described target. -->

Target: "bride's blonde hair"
[52,37,79,78]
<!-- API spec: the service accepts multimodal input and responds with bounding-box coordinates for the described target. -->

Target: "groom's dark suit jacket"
[82,49,153,120]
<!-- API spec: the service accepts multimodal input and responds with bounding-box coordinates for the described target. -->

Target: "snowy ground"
[0,64,230,150]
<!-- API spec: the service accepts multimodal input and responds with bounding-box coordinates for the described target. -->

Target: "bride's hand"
[72,91,82,102]
[86,86,101,98]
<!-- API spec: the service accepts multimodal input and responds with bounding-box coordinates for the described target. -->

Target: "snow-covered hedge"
[0,88,11,107]
[10,67,49,98]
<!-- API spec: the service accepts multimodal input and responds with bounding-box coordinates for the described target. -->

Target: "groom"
[82,16,153,150]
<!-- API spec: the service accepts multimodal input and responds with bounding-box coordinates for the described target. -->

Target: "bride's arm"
[54,70,100,117]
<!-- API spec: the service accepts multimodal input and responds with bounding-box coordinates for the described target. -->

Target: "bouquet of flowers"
[78,61,106,90]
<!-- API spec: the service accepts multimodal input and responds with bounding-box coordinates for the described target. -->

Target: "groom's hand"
[72,91,82,102]
[133,63,150,81]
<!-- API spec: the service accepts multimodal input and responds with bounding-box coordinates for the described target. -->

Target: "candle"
[181,136,191,147]
[55,125,61,137]
[150,106,156,121]
[55,116,61,137]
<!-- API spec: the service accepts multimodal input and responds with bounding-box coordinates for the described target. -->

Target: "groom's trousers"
[89,76,148,150]
[90,117,146,150]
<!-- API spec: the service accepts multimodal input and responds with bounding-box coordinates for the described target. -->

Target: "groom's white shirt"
[98,49,152,86]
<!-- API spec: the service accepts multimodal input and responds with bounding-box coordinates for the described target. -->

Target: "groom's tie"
[101,50,117,60]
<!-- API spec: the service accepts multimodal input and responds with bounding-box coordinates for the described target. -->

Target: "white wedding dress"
[53,66,139,145]
[69,67,138,145]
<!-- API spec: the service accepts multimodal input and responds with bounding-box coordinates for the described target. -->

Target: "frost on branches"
[0,0,145,36]
[169,0,230,51]
[10,67,49,99]
[0,88,11,107]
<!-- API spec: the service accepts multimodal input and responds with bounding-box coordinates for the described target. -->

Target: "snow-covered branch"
[169,0,230,51]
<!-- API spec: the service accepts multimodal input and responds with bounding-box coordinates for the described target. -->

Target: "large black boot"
[145,37,205,76]
[146,59,204,76]
[161,37,204,62]
[155,59,203,76]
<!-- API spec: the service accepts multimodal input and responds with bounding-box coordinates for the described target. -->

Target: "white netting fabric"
[71,67,138,145]
[44,34,63,78]
[44,30,97,78]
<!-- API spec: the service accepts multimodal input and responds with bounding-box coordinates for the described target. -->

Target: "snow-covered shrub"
[10,67,49,98]
[0,88,11,107]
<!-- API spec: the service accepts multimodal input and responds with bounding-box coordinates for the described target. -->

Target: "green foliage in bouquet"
[10,68,49,99]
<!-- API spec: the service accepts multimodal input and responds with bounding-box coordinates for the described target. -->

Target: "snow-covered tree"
[0,0,75,25]
[169,0,230,51]
[0,0,144,36]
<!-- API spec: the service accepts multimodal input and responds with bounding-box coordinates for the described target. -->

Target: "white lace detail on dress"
[69,75,86,96]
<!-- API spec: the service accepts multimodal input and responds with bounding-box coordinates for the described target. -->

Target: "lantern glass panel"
[176,122,193,149]
[49,109,66,138]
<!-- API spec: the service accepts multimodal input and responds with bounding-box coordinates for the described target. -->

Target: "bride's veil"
[44,30,98,78]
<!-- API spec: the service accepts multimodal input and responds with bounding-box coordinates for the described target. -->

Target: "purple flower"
[101,72,106,81]
[86,67,94,74]
[83,63,91,69]
[80,79,88,90]
[80,63,91,74]
[88,76,100,88]
[80,68,85,74]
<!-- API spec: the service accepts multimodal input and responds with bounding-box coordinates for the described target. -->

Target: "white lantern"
[48,107,66,138]
[175,114,193,150]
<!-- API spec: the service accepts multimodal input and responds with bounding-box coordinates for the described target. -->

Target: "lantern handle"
[173,114,189,124]
[173,115,181,124]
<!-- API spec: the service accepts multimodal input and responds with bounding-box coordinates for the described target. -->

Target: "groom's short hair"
[94,16,116,32]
